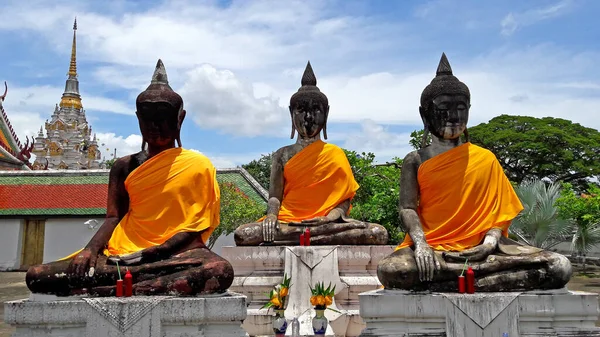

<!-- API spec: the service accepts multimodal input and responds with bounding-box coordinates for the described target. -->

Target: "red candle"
[457,276,465,293]
[299,233,305,246]
[124,269,133,297]
[304,228,311,246]
[466,267,475,294]
[116,279,123,297]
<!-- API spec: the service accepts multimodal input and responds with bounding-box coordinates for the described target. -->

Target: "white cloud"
[95,132,143,160]
[179,64,287,137]
[328,119,414,162]
[501,0,573,36]
[93,135,255,169]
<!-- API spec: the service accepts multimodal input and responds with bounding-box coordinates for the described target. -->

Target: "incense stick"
[116,260,122,280]
[460,259,468,276]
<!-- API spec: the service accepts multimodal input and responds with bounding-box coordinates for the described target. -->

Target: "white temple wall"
[0,219,23,270]
[43,218,104,263]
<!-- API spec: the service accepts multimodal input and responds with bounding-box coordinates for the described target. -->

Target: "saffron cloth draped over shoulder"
[264,140,359,223]
[62,148,220,259]
[398,142,523,252]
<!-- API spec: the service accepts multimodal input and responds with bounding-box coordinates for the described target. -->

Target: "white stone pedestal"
[4,291,247,337]
[221,245,393,337]
[358,288,600,337]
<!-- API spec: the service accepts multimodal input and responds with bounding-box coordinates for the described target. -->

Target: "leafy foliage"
[208,182,264,248]
[556,183,600,257]
[510,179,571,249]
[242,152,273,190]
[104,158,117,169]
[409,129,431,150]
[344,150,404,244]
[469,115,600,190]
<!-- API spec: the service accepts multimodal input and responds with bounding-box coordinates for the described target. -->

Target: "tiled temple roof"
[0,82,29,170]
[0,168,268,216]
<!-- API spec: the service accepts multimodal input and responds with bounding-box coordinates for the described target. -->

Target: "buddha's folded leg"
[27,248,234,296]
[310,222,389,245]
[378,247,437,290]
[26,260,75,295]
[234,222,263,246]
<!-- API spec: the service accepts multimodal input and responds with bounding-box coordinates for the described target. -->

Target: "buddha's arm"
[87,159,129,253]
[400,152,440,281]
[262,150,284,242]
[266,150,284,217]
[399,152,427,248]
[67,158,129,277]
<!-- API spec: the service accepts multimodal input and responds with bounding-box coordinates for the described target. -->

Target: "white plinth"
[358,288,600,337]
[222,245,393,337]
[4,291,247,337]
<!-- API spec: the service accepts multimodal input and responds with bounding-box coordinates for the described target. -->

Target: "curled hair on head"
[135,59,184,114]
[420,53,470,112]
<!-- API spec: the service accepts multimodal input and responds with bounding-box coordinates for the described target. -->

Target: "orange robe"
[398,143,523,252]
[261,140,359,223]
[61,148,220,259]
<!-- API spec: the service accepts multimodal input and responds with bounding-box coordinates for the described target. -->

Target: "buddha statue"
[234,62,388,246]
[26,60,234,296]
[377,53,572,292]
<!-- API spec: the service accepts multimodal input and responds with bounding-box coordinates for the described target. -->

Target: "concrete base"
[4,291,247,337]
[222,245,393,336]
[358,288,600,337]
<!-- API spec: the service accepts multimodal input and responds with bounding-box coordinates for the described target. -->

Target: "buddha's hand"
[414,244,441,282]
[288,216,329,226]
[262,214,279,242]
[107,251,143,266]
[443,234,498,262]
[67,248,98,278]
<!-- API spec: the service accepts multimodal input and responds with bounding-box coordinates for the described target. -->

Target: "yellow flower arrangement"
[309,281,338,311]
[262,273,292,310]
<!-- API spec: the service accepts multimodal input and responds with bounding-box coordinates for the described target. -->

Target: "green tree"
[510,179,571,249]
[409,129,431,150]
[242,153,273,190]
[556,183,600,268]
[344,150,404,244]
[469,115,600,190]
[104,158,117,169]
[208,181,264,249]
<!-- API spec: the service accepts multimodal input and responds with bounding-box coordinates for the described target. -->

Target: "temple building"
[0,82,34,171]
[31,19,101,170]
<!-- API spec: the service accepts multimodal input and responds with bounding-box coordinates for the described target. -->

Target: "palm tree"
[510,179,572,249]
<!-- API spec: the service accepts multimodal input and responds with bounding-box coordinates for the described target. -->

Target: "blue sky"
[0,0,599,167]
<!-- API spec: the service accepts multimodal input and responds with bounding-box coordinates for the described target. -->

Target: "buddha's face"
[290,98,328,138]
[136,102,184,147]
[424,94,469,140]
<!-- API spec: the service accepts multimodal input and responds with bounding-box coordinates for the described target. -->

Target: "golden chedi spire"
[68,17,77,77]
[60,17,83,110]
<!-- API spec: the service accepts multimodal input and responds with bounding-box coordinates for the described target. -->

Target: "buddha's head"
[419,53,470,141]
[289,61,330,139]
[135,59,186,149]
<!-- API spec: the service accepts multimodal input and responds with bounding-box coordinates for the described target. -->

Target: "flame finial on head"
[151,59,169,86]
[436,52,453,76]
[301,61,317,87]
